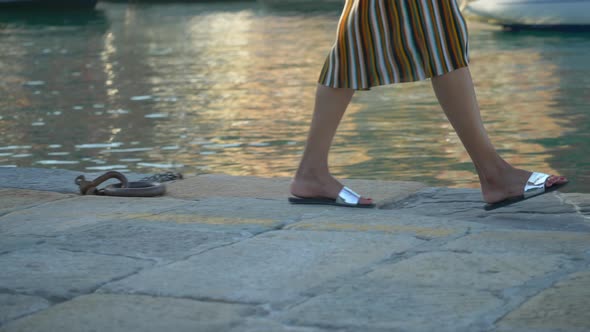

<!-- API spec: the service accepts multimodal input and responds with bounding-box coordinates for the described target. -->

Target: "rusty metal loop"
[75,171,165,197]
[103,181,166,197]
[75,171,129,195]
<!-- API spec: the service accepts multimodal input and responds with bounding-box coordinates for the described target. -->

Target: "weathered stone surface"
[562,193,590,220]
[281,252,571,331]
[165,174,291,200]
[0,236,45,255]
[283,283,502,332]
[46,221,248,263]
[0,294,259,332]
[0,196,187,236]
[100,231,424,306]
[444,230,590,256]
[0,247,151,300]
[0,294,50,326]
[0,167,147,194]
[1,167,589,332]
[119,197,327,235]
[167,174,426,207]
[496,271,590,332]
[0,189,73,217]
[365,252,569,290]
[382,187,485,211]
[286,209,486,239]
[382,187,589,232]
[230,318,339,332]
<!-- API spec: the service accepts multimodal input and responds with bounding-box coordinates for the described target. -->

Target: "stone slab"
[0,294,259,332]
[364,252,569,291]
[0,189,73,217]
[100,231,424,306]
[229,318,339,332]
[281,252,571,331]
[118,197,328,235]
[444,230,590,256]
[46,221,249,264]
[166,174,426,207]
[496,271,590,332]
[0,294,50,326]
[0,196,187,236]
[0,236,45,255]
[382,187,589,232]
[0,167,147,194]
[562,193,590,220]
[284,284,502,332]
[285,209,487,240]
[0,247,151,301]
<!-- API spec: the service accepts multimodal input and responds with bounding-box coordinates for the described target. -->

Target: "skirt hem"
[318,62,470,91]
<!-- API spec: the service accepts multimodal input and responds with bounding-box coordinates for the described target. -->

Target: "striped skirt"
[318,0,470,90]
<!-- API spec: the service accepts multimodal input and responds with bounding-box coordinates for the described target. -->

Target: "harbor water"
[0,2,588,192]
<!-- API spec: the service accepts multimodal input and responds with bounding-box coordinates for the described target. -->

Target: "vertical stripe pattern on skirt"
[318,0,470,90]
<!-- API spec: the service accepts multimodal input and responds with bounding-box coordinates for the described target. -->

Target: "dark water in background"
[0,2,588,192]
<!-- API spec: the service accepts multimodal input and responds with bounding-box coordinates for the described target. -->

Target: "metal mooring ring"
[102,181,166,197]
[75,171,129,195]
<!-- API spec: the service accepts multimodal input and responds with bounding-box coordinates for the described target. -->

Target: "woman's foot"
[481,166,568,204]
[290,172,374,205]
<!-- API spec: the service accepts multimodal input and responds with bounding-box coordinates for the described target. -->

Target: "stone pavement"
[0,168,589,332]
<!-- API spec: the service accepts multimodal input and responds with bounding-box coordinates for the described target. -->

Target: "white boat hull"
[464,0,590,26]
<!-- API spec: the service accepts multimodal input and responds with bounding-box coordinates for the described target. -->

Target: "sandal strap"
[524,172,550,199]
[336,186,361,205]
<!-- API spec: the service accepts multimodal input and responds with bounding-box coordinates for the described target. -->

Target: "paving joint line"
[485,259,590,331]
[176,238,252,260]
[54,247,158,265]
[110,235,259,275]
[0,288,51,302]
[0,306,51,328]
[277,227,474,315]
[559,193,590,221]
[0,245,157,301]
[86,264,161,299]
[0,239,46,256]
[170,214,309,259]
[95,289,267,308]
[276,279,348,313]
[379,226,474,263]
[79,223,279,280]
[280,319,377,332]
[0,195,80,219]
[274,214,310,231]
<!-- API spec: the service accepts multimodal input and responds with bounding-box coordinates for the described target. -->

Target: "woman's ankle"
[294,164,330,181]
[478,158,514,187]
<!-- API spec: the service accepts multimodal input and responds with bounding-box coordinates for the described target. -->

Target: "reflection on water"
[0,3,588,192]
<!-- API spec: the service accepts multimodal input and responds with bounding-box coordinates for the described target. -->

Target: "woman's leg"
[290,84,373,204]
[431,67,567,203]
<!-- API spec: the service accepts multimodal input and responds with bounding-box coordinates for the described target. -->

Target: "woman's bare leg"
[431,67,567,203]
[291,84,373,204]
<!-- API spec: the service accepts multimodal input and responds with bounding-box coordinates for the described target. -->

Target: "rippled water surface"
[0,2,589,192]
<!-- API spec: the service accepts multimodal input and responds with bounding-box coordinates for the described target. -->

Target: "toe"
[547,175,568,187]
[360,197,373,205]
